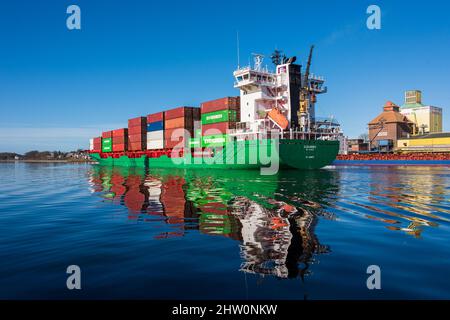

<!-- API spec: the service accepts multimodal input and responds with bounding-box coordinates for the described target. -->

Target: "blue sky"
[0,0,449,153]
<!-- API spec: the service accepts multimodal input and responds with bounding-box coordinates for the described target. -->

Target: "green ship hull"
[89,139,339,170]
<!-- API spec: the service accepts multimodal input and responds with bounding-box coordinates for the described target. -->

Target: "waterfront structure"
[397,132,450,153]
[347,139,369,154]
[400,90,442,134]
[368,101,414,150]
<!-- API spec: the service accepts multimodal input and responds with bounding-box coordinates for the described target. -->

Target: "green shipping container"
[201,110,237,125]
[202,134,228,147]
[102,138,112,152]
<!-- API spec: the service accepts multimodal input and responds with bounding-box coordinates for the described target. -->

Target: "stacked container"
[90,137,102,152]
[200,97,240,147]
[147,112,165,150]
[164,106,200,148]
[102,131,113,153]
[112,128,128,152]
[128,117,147,151]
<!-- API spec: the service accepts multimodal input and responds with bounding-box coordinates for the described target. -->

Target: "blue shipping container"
[378,139,392,146]
[147,121,164,132]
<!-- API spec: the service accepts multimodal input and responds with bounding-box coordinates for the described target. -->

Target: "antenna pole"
[237,31,240,69]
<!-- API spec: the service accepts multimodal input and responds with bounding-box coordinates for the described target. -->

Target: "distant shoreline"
[0,159,95,163]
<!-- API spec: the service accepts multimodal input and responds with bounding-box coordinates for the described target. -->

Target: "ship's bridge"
[233,67,277,90]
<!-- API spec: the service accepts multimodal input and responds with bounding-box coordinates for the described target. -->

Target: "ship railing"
[228,128,340,141]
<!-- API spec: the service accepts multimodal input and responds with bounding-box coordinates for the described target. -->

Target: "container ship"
[89,47,341,170]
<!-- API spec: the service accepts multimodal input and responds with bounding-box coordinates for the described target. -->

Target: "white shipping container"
[89,138,94,151]
[147,130,164,141]
[147,140,164,150]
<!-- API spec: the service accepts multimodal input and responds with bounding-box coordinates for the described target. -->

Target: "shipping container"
[112,144,127,152]
[202,122,234,136]
[147,121,164,132]
[102,138,113,152]
[93,137,102,145]
[112,128,128,137]
[147,112,164,123]
[147,140,164,150]
[165,117,194,130]
[147,130,164,141]
[92,137,102,152]
[202,134,228,147]
[201,109,237,125]
[89,138,94,151]
[201,97,240,114]
[129,141,146,151]
[165,128,192,149]
[165,106,196,120]
[102,131,113,139]
[112,136,128,144]
[128,133,146,143]
[128,116,147,128]
[128,125,147,135]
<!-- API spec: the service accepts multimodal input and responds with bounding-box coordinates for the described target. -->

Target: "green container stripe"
[102,138,112,152]
[202,134,228,147]
[201,110,237,125]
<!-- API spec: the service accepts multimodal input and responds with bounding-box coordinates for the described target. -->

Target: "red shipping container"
[165,117,194,130]
[102,131,113,138]
[112,144,127,152]
[201,97,240,113]
[202,122,234,136]
[128,125,146,135]
[113,136,128,144]
[165,128,192,149]
[112,128,128,137]
[128,133,146,143]
[93,137,102,145]
[165,106,196,120]
[147,112,165,123]
[129,141,145,151]
[128,116,147,127]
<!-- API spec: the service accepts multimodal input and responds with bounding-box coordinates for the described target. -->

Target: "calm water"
[0,162,449,299]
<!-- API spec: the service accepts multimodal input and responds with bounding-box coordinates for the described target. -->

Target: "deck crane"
[298,45,314,132]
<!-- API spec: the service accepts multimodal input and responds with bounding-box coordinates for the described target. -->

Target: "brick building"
[368,101,414,150]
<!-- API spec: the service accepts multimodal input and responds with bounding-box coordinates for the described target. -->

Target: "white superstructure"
[232,51,328,137]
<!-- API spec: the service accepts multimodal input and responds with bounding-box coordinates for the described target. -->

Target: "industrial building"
[397,133,450,153]
[368,101,414,150]
[400,90,442,134]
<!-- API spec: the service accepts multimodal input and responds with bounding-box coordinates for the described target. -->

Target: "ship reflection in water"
[88,166,339,280]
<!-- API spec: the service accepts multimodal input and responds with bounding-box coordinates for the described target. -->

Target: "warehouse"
[397,132,450,153]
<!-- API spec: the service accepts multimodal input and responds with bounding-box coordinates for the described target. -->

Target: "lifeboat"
[268,108,289,130]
